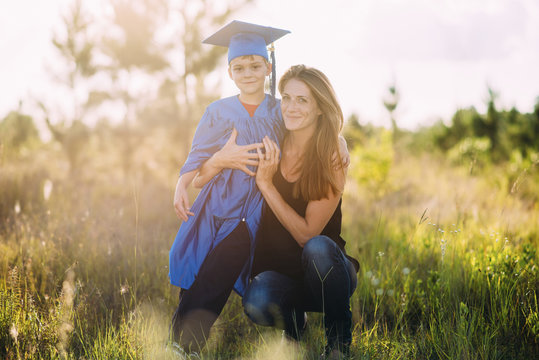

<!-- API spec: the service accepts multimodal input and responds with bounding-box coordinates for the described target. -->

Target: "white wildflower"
[43,179,53,201]
[10,324,18,343]
[440,238,447,261]
[120,285,129,295]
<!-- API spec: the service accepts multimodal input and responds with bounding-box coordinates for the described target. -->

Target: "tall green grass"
[1,145,537,359]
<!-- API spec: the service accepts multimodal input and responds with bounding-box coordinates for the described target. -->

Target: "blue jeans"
[243,235,357,347]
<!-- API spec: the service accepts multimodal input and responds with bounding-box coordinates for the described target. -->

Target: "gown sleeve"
[180,106,231,175]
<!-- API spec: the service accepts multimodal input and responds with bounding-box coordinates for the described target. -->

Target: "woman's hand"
[214,128,263,177]
[256,136,280,188]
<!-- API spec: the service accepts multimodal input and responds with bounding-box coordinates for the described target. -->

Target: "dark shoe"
[321,342,350,359]
[169,342,202,359]
[283,312,308,341]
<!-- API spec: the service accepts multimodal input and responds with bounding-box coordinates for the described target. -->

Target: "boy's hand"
[215,128,263,176]
[332,135,350,169]
[174,177,194,222]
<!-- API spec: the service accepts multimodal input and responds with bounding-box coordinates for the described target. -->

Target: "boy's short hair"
[229,55,269,65]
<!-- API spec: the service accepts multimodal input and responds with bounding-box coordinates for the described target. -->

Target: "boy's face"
[228,55,271,97]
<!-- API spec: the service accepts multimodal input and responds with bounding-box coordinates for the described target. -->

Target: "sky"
[1,0,538,130]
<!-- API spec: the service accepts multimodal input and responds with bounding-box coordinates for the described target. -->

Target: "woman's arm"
[193,128,263,188]
[256,137,348,247]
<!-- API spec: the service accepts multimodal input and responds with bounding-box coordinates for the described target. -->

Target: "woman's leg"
[301,235,357,353]
[243,271,307,340]
[170,221,250,352]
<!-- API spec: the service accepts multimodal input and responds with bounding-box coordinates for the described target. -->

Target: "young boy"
[169,21,290,353]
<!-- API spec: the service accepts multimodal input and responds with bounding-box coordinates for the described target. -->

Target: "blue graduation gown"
[169,94,284,296]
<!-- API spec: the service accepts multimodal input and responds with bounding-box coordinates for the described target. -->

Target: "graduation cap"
[203,20,290,96]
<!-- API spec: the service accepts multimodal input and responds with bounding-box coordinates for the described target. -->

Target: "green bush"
[349,129,394,197]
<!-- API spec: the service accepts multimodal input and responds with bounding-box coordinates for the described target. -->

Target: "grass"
[0,144,538,359]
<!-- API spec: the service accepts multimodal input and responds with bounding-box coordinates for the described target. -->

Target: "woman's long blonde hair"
[278,65,344,201]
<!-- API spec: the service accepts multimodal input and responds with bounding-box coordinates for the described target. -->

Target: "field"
[1,137,538,359]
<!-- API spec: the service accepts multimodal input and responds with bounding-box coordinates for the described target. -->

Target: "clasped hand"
[255,136,280,187]
[214,129,280,182]
[214,128,264,177]
[173,130,280,222]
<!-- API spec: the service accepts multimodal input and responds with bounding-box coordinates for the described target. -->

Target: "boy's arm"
[173,170,197,221]
[193,128,263,188]
[192,155,224,188]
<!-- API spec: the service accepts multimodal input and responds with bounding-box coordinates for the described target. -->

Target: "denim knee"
[302,235,338,262]
[243,277,275,326]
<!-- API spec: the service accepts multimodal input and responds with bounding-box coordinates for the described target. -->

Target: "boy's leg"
[243,270,306,340]
[301,236,357,355]
[170,221,250,352]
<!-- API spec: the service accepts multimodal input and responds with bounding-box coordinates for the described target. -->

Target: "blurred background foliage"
[0,0,538,358]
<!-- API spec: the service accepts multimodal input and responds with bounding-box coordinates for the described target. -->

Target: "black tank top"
[251,164,349,281]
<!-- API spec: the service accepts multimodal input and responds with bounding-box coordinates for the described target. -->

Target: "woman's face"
[280,78,321,133]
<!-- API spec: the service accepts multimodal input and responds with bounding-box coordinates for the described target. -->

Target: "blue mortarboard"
[203,20,290,63]
[203,20,290,96]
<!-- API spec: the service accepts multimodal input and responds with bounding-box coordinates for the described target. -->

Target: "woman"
[243,65,359,358]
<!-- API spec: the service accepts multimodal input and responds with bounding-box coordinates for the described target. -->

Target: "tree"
[147,0,254,157]
[42,0,96,174]
[0,109,40,157]
[484,87,506,160]
[41,104,90,173]
[93,0,253,175]
[419,87,539,166]
[342,113,366,150]
[437,107,481,151]
[92,0,171,176]
[532,97,539,150]
[38,0,252,177]
[383,82,400,144]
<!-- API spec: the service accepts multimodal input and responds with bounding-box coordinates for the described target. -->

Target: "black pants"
[170,221,250,351]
